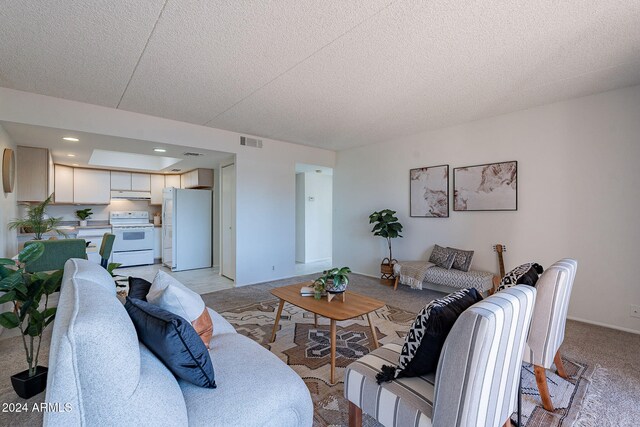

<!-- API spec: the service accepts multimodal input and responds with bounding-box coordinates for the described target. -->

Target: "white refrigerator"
[162,188,212,271]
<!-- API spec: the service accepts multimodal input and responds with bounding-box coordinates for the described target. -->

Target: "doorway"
[295,164,333,275]
[221,163,236,281]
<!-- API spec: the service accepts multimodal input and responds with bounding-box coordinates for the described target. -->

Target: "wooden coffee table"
[270,282,385,384]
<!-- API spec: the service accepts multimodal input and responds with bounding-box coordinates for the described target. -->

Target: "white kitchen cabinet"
[54,165,74,203]
[153,227,162,261]
[164,174,181,189]
[181,169,213,189]
[74,169,111,204]
[110,171,131,190]
[150,174,165,205]
[131,173,151,191]
[17,146,52,202]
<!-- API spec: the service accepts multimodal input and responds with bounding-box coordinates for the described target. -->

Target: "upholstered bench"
[345,286,536,427]
[393,263,495,293]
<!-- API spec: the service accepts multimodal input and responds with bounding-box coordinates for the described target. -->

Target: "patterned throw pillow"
[497,263,544,292]
[376,288,483,383]
[428,244,456,269]
[447,247,474,272]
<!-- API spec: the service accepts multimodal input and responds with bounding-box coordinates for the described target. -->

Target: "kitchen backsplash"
[19,200,161,223]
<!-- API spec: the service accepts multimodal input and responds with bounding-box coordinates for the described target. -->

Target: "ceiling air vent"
[240,136,263,148]
[183,152,204,157]
[171,168,182,172]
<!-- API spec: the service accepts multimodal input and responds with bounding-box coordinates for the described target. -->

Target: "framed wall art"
[410,164,449,217]
[453,161,517,211]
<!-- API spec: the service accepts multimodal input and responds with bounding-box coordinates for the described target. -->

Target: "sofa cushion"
[147,271,213,347]
[446,247,474,272]
[125,297,217,389]
[179,333,313,427]
[128,276,152,301]
[497,262,544,291]
[378,288,483,382]
[428,244,455,269]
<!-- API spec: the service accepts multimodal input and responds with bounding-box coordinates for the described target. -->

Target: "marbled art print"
[453,161,517,211]
[410,164,449,217]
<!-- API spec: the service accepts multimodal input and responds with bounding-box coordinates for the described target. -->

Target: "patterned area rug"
[220,299,592,427]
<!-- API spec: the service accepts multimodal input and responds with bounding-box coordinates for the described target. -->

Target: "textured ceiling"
[1,1,639,150]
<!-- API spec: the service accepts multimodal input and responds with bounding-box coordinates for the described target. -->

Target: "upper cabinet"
[111,171,131,190]
[131,173,151,191]
[74,169,111,204]
[16,146,53,202]
[150,174,165,205]
[54,165,74,204]
[164,174,181,189]
[181,169,213,189]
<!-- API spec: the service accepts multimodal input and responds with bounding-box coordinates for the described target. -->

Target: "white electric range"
[110,211,154,267]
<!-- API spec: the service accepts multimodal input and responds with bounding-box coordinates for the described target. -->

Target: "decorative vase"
[79,220,88,227]
[11,366,48,399]
[325,278,347,294]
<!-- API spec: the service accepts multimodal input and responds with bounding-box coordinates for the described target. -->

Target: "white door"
[221,164,235,281]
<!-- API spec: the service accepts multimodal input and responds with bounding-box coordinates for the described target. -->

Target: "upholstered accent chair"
[524,258,577,411]
[345,285,536,427]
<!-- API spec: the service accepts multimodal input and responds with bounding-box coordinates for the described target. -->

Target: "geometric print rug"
[220,299,592,427]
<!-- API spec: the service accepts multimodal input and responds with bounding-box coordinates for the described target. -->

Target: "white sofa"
[44,259,313,427]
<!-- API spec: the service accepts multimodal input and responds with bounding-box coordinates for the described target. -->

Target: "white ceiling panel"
[0,0,166,107]
[118,0,393,124]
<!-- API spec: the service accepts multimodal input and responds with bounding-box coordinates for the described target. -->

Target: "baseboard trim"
[566,316,640,335]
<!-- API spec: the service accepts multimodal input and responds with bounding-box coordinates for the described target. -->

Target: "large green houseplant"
[369,209,403,283]
[0,242,63,398]
[8,194,65,240]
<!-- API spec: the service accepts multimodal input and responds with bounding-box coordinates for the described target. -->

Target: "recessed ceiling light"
[72,163,79,166]
[63,137,79,142]
[67,154,76,157]
[154,148,167,153]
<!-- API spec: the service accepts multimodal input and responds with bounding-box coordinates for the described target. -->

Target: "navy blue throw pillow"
[377,288,483,383]
[125,297,216,388]
[128,277,152,301]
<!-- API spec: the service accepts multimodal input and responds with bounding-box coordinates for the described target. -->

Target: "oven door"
[113,227,153,252]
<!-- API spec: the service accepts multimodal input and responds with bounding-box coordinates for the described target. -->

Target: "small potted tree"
[369,209,403,285]
[75,208,93,227]
[8,194,65,240]
[0,242,63,398]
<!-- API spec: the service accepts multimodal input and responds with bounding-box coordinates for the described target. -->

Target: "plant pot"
[79,220,88,227]
[380,259,397,285]
[325,278,347,294]
[11,366,48,399]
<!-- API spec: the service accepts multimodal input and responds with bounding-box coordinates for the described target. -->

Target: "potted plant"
[0,242,63,398]
[369,209,403,284]
[75,208,93,227]
[8,194,65,240]
[313,267,351,299]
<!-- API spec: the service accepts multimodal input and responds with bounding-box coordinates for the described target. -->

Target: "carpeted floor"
[0,273,638,426]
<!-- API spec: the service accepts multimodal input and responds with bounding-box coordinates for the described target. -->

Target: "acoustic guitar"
[491,244,507,293]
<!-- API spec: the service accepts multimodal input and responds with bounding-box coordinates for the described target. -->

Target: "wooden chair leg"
[534,365,555,411]
[503,420,513,427]
[554,350,568,379]
[393,276,399,290]
[349,401,362,427]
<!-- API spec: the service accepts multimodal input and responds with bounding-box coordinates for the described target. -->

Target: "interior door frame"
[220,162,236,281]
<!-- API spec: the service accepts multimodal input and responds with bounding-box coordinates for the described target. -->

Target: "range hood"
[110,190,151,201]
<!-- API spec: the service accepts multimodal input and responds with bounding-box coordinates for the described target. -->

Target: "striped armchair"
[523,258,577,411]
[345,285,536,427]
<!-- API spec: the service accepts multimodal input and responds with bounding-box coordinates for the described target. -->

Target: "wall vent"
[183,152,204,157]
[240,136,263,148]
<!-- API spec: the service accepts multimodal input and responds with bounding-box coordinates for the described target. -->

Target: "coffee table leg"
[314,313,318,328]
[270,299,285,343]
[330,319,336,384]
[366,313,379,349]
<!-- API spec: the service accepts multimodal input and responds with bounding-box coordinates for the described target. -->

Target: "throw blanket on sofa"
[393,261,435,290]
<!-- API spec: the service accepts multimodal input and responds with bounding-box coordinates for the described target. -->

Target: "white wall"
[334,85,640,334]
[302,172,332,262]
[0,88,335,285]
[0,124,17,258]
